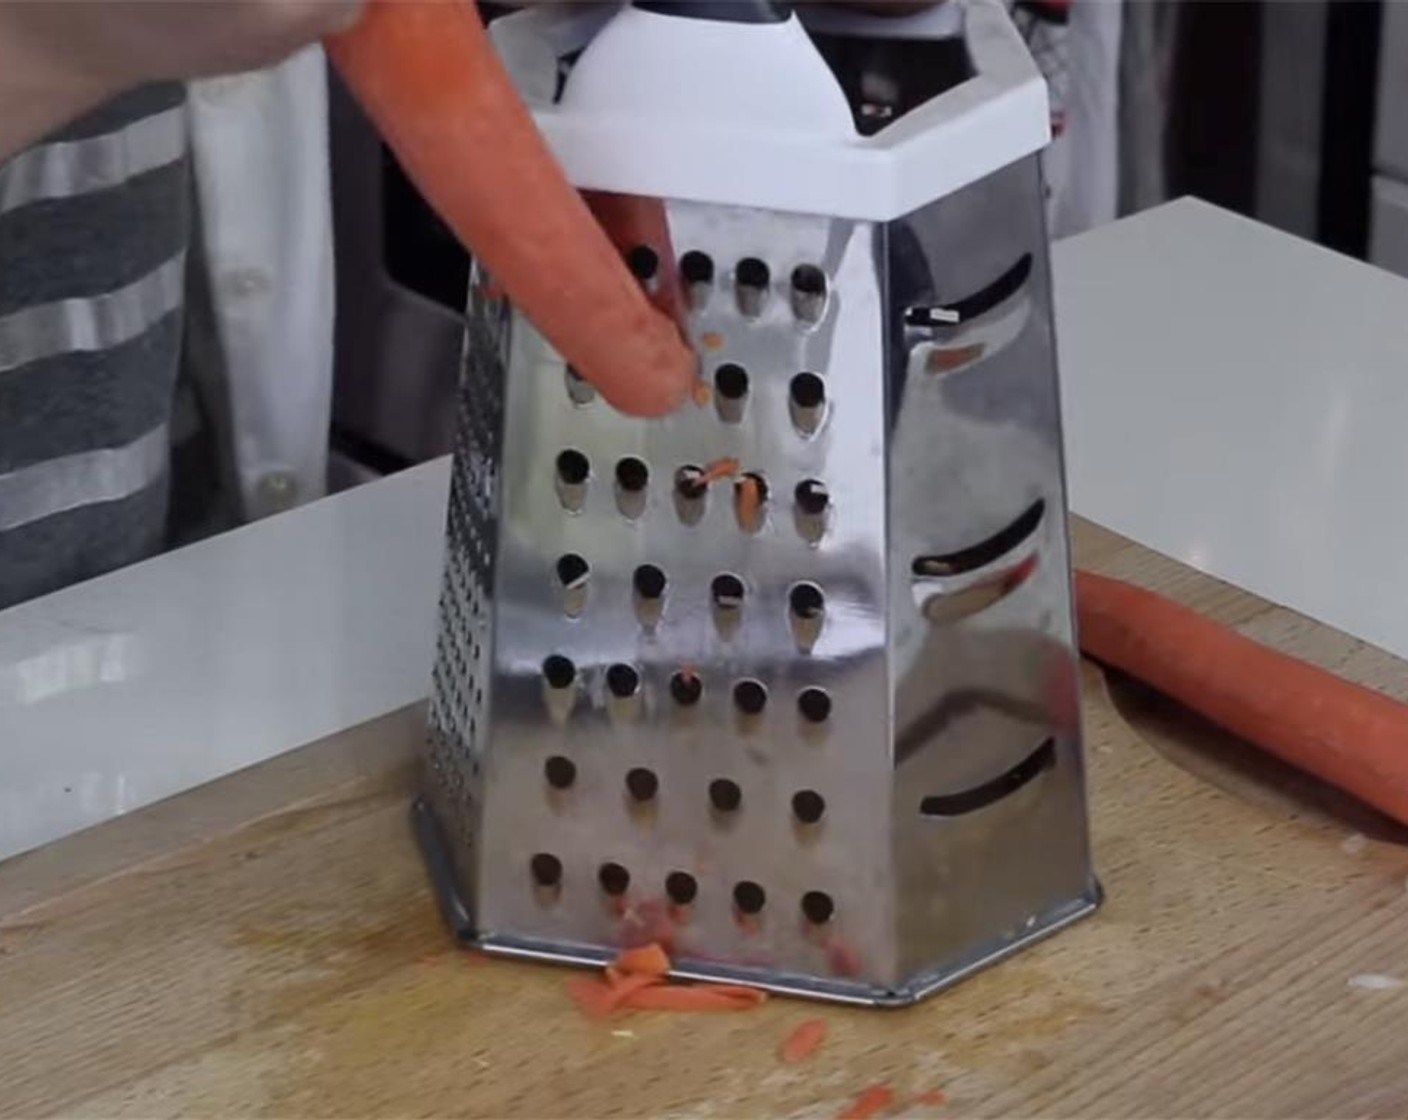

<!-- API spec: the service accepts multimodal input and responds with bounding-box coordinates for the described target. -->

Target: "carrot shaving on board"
[837,1085,896,1120]
[566,942,767,1019]
[779,1018,829,1063]
[914,1089,948,1107]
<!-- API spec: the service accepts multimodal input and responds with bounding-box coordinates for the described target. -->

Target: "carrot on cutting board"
[1075,570,1408,827]
[779,1018,829,1063]
[326,1,695,417]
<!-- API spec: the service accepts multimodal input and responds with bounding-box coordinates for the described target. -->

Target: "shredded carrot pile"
[837,1084,895,1120]
[567,942,767,1019]
[779,1018,829,1063]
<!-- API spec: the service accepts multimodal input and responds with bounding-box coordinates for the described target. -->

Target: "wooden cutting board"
[3,520,1407,1119]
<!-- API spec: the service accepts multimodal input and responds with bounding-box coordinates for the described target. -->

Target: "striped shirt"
[0,84,190,610]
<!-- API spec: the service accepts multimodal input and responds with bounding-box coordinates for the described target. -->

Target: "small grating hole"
[666,871,698,906]
[680,250,714,285]
[790,372,826,409]
[792,789,826,823]
[790,582,825,619]
[625,767,659,802]
[709,778,743,813]
[542,655,576,690]
[544,755,577,789]
[711,574,745,609]
[615,457,649,493]
[791,264,827,296]
[733,880,766,915]
[737,258,770,290]
[633,564,667,599]
[556,449,590,486]
[795,479,829,515]
[607,663,641,699]
[733,679,768,715]
[598,862,631,896]
[801,890,835,925]
[626,244,659,282]
[798,687,832,724]
[670,669,703,706]
[675,465,707,500]
[715,363,749,400]
[530,853,563,887]
[556,553,589,588]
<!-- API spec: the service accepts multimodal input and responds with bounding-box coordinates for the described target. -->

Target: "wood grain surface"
[3,520,1408,1119]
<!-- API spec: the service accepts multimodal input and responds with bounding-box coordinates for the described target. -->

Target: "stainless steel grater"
[416,0,1100,1006]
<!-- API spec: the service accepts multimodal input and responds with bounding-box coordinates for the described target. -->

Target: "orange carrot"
[1076,570,1408,827]
[700,457,742,485]
[611,943,671,980]
[325,1,694,417]
[566,973,660,1020]
[779,1018,829,1063]
[621,983,767,1012]
[736,475,763,531]
[914,1090,948,1107]
[837,1085,896,1120]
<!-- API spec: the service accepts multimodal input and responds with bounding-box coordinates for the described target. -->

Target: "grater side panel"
[884,156,1097,984]
[476,199,900,990]
[425,269,510,914]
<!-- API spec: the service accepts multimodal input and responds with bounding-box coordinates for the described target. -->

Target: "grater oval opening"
[735,258,770,318]
[556,553,590,588]
[598,862,631,896]
[715,363,749,400]
[733,880,766,915]
[789,582,825,619]
[733,679,768,716]
[792,789,826,823]
[734,473,768,534]
[670,669,703,706]
[797,688,832,724]
[542,655,577,690]
[606,663,642,699]
[633,564,667,600]
[709,778,743,813]
[789,265,828,324]
[556,449,590,486]
[564,366,595,405]
[790,372,826,410]
[544,755,577,790]
[711,574,745,610]
[625,767,659,802]
[530,853,563,888]
[666,871,699,906]
[800,890,835,925]
[794,478,829,516]
[674,465,708,525]
[680,250,714,285]
[626,245,659,283]
[615,457,650,493]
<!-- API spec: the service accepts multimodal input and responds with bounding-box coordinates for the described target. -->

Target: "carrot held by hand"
[1075,570,1408,827]
[325,0,695,417]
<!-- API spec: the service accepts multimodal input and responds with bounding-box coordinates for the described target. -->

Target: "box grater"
[416,0,1100,1006]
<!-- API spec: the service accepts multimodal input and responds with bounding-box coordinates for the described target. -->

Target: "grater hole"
[790,582,825,619]
[715,363,749,401]
[798,688,832,724]
[795,479,830,516]
[625,767,659,802]
[544,755,577,790]
[680,250,714,285]
[792,789,826,823]
[607,663,642,699]
[542,655,577,690]
[633,563,667,600]
[665,871,699,906]
[675,465,707,501]
[709,778,743,813]
[735,258,770,318]
[711,573,745,611]
[734,473,768,533]
[556,449,590,486]
[626,244,659,283]
[733,679,768,715]
[789,265,828,324]
[801,890,835,925]
[736,258,770,290]
[615,457,649,493]
[530,853,563,888]
[598,862,631,896]
[556,553,590,588]
[564,366,595,405]
[670,669,703,706]
[790,372,826,410]
[733,881,766,915]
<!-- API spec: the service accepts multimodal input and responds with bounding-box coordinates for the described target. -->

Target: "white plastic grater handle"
[489,0,1050,222]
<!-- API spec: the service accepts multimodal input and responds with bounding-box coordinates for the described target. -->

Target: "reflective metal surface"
[427,154,1097,1003]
